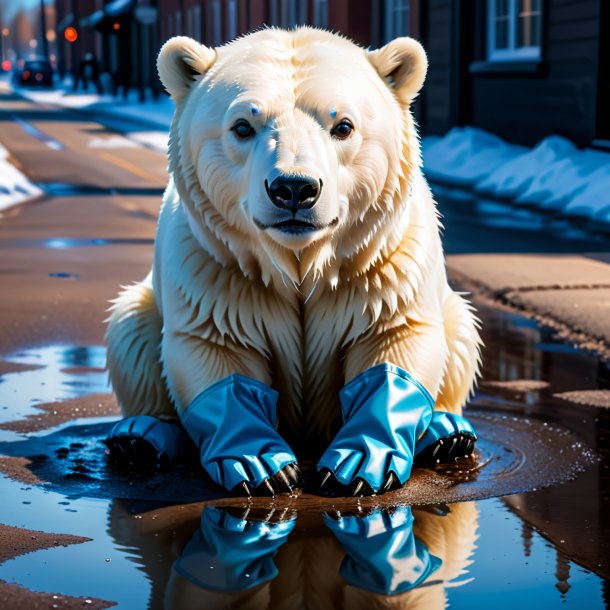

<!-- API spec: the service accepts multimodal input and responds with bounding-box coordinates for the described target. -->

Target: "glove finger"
[386,453,411,486]
[330,450,365,486]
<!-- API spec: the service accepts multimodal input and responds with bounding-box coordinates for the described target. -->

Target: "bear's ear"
[157,36,216,100]
[368,37,427,104]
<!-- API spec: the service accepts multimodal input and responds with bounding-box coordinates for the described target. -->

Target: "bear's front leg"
[163,331,300,496]
[318,318,476,496]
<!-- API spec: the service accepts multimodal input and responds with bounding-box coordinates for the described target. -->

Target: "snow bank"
[423,127,526,187]
[0,144,44,212]
[423,127,610,226]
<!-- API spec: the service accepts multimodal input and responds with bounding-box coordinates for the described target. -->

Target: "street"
[0,84,164,354]
[0,84,608,609]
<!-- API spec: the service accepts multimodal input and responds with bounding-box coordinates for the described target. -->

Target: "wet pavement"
[0,85,609,608]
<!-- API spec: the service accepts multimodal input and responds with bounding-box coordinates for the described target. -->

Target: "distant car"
[19,58,53,87]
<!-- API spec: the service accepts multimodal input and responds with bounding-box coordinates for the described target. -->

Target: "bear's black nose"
[265,176,322,212]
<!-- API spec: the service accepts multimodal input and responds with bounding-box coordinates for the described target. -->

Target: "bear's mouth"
[254,217,338,234]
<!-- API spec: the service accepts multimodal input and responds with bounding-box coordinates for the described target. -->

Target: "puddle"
[39,183,164,197]
[44,237,155,249]
[0,345,109,427]
[435,185,610,253]
[0,304,607,607]
[13,115,65,151]
[0,237,155,250]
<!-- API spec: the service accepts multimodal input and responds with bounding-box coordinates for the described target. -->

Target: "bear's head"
[158,28,427,287]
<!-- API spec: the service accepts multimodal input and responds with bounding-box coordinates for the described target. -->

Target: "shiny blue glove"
[181,374,298,493]
[415,411,477,464]
[104,415,190,468]
[324,506,441,595]
[318,363,435,493]
[173,506,295,592]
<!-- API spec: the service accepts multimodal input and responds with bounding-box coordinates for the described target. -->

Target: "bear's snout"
[265,175,322,213]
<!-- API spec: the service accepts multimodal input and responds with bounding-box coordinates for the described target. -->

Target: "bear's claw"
[318,468,401,497]
[414,432,476,465]
[104,415,190,471]
[231,463,302,497]
[414,411,477,466]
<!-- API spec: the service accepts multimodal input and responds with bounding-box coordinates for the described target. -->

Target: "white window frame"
[313,0,328,28]
[384,0,409,43]
[487,0,542,62]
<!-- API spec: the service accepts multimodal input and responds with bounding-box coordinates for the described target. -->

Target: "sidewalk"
[448,253,610,360]
[18,86,173,153]
[7,83,610,362]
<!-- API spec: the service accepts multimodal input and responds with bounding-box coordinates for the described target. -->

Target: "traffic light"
[64,26,78,43]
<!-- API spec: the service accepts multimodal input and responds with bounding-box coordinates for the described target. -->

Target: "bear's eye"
[330,119,354,140]
[231,119,256,140]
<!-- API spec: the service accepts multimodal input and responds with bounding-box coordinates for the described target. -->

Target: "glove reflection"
[173,506,296,593]
[173,504,440,598]
[324,506,442,595]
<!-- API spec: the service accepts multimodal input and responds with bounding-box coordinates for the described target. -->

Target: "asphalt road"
[0,86,165,354]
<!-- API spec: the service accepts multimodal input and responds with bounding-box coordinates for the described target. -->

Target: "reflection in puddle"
[44,237,155,249]
[168,504,449,604]
[0,345,109,426]
[0,306,607,608]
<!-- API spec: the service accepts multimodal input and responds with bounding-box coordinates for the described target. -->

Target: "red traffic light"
[64,26,78,43]
[1,59,11,71]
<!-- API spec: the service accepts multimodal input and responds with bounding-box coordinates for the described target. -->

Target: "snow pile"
[422,127,610,226]
[0,144,43,212]
[423,127,526,187]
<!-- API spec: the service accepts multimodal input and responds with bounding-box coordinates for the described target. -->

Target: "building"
[52,0,414,98]
[418,0,607,149]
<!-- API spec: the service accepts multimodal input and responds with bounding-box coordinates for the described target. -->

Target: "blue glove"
[181,374,298,494]
[415,411,477,464]
[324,506,442,595]
[318,363,435,493]
[105,415,190,468]
[173,506,295,592]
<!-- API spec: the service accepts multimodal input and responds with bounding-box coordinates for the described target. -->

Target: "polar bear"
[105,27,482,496]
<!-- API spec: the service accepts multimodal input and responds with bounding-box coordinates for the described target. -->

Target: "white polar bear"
[105,27,482,496]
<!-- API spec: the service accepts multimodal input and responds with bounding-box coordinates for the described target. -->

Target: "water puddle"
[13,115,64,151]
[0,345,109,427]
[0,301,607,608]
[39,183,164,197]
[435,185,610,253]
[0,237,155,250]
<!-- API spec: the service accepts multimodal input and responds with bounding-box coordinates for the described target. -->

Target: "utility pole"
[39,0,49,58]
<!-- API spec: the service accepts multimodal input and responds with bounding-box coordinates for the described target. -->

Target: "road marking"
[13,115,64,150]
[97,151,159,182]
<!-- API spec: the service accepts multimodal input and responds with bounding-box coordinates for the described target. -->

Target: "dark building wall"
[419,0,453,135]
[468,0,601,147]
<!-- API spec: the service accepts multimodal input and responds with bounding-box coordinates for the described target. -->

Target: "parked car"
[19,57,53,87]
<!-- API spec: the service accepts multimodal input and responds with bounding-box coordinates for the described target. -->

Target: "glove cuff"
[181,375,295,490]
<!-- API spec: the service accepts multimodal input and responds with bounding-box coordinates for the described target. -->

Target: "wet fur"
[106,27,482,455]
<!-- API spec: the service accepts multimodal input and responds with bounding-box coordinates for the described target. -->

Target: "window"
[488,0,541,62]
[175,10,182,35]
[227,0,237,40]
[384,0,409,42]
[313,0,328,28]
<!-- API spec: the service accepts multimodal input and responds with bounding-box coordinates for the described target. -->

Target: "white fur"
[106,27,482,444]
